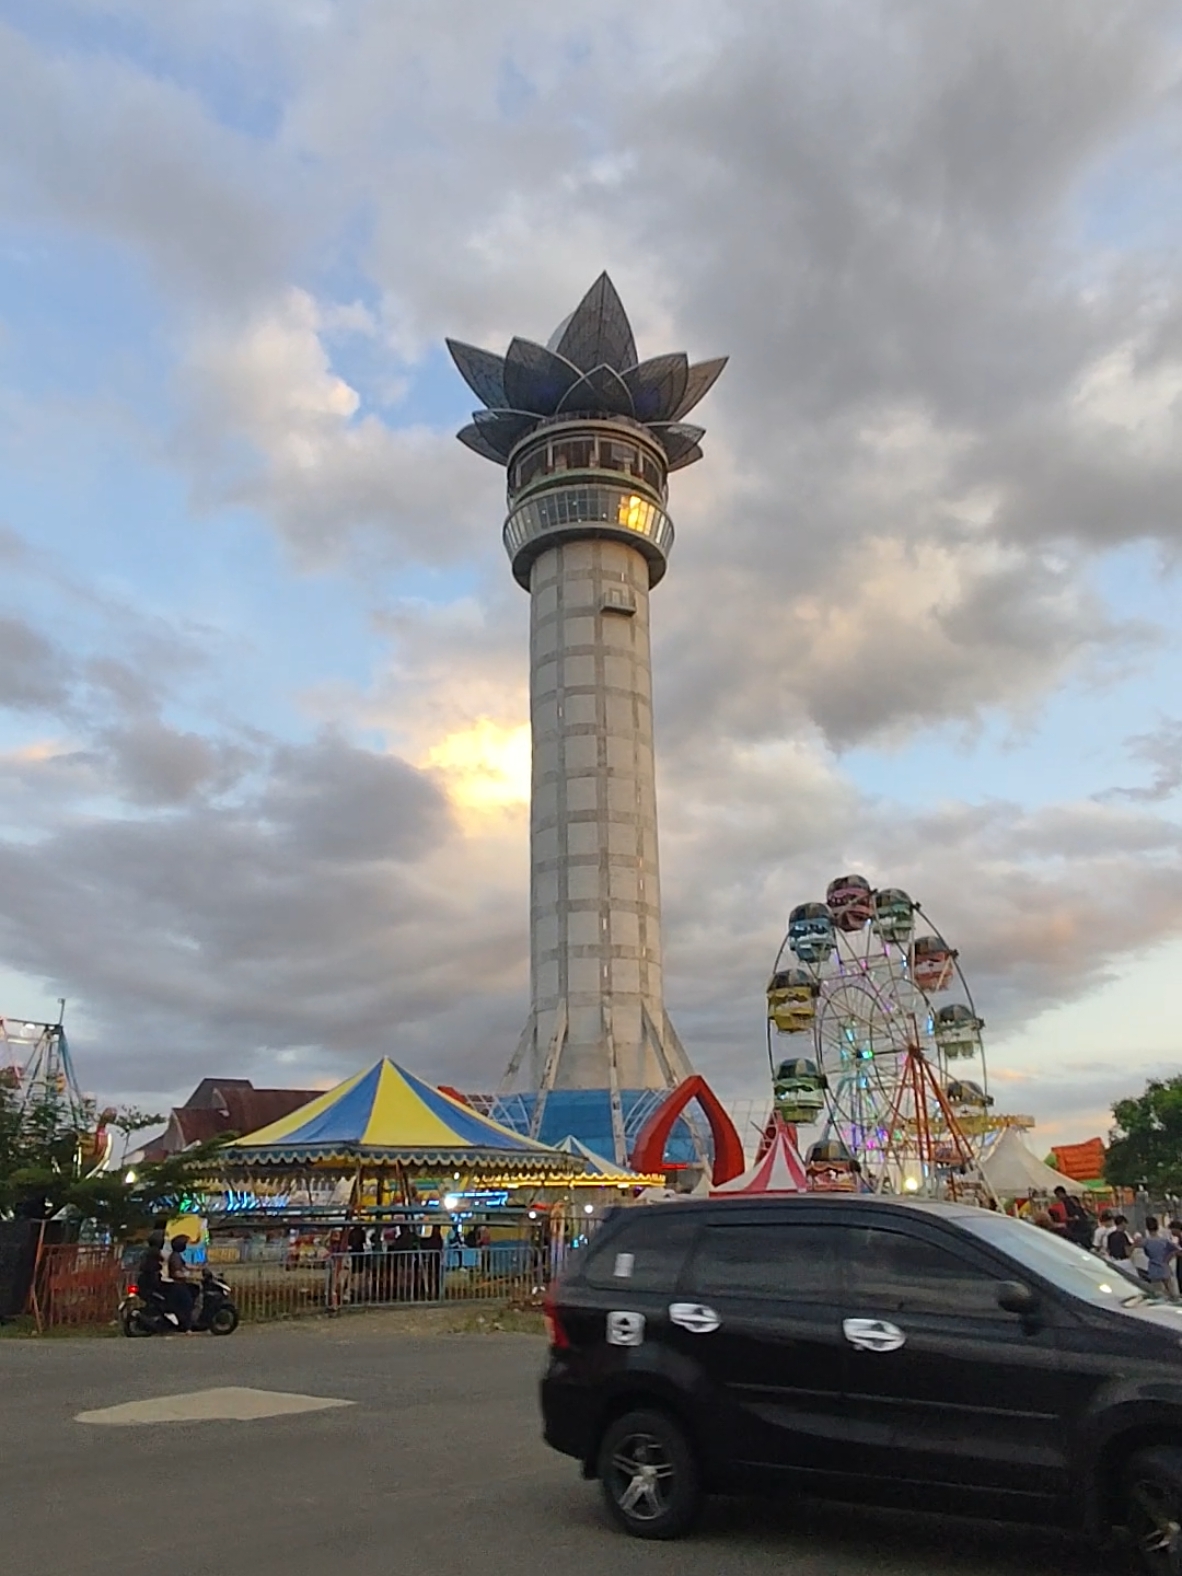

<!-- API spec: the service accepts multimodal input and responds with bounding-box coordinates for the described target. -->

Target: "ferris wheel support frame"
[874,1045,997,1205]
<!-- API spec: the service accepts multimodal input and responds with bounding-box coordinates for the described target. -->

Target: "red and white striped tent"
[709,1119,809,1196]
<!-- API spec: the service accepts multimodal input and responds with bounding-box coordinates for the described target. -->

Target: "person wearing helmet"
[164,1234,196,1332]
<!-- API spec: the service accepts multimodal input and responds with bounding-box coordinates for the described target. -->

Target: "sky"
[1,0,1181,1147]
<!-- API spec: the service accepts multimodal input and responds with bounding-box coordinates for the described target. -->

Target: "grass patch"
[0,1315,118,1339]
[287,1302,546,1338]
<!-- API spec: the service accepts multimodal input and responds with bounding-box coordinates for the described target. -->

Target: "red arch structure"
[629,1075,745,1185]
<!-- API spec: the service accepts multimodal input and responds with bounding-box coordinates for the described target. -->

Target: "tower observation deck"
[448,275,726,1138]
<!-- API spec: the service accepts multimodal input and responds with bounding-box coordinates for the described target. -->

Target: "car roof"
[614,1195,983,1221]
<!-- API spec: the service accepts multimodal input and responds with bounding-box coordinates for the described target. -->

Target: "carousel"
[217,1057,584,1203]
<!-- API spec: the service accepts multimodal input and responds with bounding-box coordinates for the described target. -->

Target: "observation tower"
[447,275,726,1148]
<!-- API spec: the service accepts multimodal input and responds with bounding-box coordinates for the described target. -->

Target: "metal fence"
[324,1244,549,1312]
[26,1239,576,1331]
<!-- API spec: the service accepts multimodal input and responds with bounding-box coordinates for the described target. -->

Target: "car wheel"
[1123,1447,1182,1574]
[597,1408,702,1540]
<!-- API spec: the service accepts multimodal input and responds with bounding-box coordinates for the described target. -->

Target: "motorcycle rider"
[136,1230,166,1301]
[163,1234,196,1332]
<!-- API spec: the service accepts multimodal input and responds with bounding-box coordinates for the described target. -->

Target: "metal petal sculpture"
[446,272,726,468]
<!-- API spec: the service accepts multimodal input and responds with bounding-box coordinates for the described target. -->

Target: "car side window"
[583,1214,699,1293]
[691,1224,837,1302]
[844,1227,1006,1317]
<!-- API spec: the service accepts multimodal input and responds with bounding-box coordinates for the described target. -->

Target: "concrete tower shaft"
[529,537,667,1088]
[445,273,726,1118]
[507,412,689,1093]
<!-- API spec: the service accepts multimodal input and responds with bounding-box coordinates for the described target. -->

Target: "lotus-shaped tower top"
[447,273,726,473]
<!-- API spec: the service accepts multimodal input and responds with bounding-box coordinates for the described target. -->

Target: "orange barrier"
[30,1243,124,1332]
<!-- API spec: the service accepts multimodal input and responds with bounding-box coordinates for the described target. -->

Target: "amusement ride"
[0,1005,113,1173]
[765,876,1023,1200]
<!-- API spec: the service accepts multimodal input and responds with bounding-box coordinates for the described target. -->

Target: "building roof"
[135,1080,321,1161]
[1049,1137,1107,1183]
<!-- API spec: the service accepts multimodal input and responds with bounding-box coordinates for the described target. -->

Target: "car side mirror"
[996,1280,1039,1316]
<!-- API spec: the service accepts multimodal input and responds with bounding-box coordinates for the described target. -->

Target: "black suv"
[541,1195,1182,1570]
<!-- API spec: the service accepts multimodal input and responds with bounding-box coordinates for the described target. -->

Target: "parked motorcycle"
[120,1269,239,1336]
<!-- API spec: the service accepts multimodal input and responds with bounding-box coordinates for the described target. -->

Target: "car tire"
[1122,1446,1182,1574]
[597,1408,702,1540]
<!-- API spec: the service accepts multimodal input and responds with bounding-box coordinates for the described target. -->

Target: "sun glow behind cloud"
[421,720,531,821]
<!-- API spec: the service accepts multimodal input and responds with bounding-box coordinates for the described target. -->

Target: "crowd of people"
[324,1221,496,1307]
[1025,1186,1182,1299]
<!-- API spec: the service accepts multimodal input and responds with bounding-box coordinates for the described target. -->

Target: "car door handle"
[669,1302,720,1334]
[843,1317,906,1353]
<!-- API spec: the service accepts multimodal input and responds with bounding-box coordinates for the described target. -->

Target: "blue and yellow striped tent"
[226,1059,578,1175]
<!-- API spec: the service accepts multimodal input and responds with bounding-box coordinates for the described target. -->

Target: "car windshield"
[956,1212,1149,1309]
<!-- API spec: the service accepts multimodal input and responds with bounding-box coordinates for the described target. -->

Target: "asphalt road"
[1,1318,1106,1576]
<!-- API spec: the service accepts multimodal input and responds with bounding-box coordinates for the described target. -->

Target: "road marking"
[75,1386,354,1426]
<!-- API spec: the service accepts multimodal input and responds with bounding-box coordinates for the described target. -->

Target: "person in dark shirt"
[1054,1186,1093,1248]
[136,1230,165,1297]
[164,1234,196,1331]
[1107,1215,1133,1262]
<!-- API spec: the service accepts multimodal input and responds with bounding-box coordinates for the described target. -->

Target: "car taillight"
[542,1292,570,1349]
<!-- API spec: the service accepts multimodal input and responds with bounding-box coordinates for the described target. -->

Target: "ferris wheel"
[765,876,993,1199]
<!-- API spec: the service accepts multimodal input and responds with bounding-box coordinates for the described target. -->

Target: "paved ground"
[1,1316,1107,1576]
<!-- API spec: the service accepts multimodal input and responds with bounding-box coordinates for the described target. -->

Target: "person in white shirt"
[1092,1210,1114,1256]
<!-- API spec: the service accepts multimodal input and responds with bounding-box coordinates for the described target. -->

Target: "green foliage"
[1106,1076,1182,1191]
[0,1076,224,1231]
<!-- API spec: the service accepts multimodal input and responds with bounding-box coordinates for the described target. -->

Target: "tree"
[0,1074,224,1232]
[1105,1076,1182,1192]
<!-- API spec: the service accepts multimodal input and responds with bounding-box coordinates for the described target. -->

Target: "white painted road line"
[75,1386,354,1425]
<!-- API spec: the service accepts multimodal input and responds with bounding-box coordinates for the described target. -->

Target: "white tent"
[710,1122,809,1197]
[981,1127,1086,1197]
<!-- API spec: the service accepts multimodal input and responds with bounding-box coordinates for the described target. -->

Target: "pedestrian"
[1142,1217,1177,1299]
[425,1224,444,1302]
[1107,1214,1134,1264]
[1092,1210,1114,1256]
[1054,1186,1093,1249]
[347,1220,367,1284]
[1169,1222,1182,1299]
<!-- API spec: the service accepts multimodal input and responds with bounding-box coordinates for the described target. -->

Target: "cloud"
[2,1,1182,1141]
[0,616,72,711]
[176,289,500,567]
[1104,719,1182,803]
[0,20,296,305]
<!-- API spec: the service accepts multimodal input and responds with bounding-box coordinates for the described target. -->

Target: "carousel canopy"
[225,1059,576,1173]
[981,1127,1087,1197]
[554,1134,660,1186]
[710,1121,808,1197]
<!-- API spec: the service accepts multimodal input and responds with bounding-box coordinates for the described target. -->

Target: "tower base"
[499,1003,694,1163]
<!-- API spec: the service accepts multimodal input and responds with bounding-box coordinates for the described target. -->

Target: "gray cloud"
[1104,719,1182,804]
[0,615,72,711]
